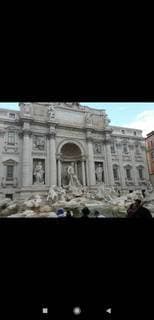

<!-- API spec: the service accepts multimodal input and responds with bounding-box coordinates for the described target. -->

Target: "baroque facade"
[0,102,150,200]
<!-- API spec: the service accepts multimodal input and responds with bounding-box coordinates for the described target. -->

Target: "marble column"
[129,145,138,186]
[104,140,114,187]
[116,143,126,188]
[87,136,96,186]
[49,132,57,186]
[81,158,86,186]
[85,160,89,186]
[57,157,61,187]
[22,130,32,187]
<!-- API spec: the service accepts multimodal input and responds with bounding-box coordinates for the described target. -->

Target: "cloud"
[125,110,154,137]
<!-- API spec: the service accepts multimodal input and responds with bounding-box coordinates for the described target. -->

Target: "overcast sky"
[0,102,153,137]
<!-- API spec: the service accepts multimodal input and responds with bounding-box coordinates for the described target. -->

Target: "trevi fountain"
[0,162,154,218]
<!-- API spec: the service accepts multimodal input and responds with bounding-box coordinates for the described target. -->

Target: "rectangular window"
[8,131,15,145]
[139,168,143,180]
[113,168,119,180]
[6,165,14,180]
[126,168,131,180]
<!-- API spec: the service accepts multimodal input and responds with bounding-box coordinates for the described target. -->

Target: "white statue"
[56,186,66,201]
[34,161,44,184]
[95,164,103,183]
[48,105,55,120]
[67,162,81,187]
[47,186,58,202]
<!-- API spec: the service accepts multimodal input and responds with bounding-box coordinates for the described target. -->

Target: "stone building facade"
[0,102,150,200]
[145,131,154,186]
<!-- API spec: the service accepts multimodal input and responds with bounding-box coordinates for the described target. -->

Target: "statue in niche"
[67,162,81,187]
[48,105,55,120]
[95,143,101,153]
[95,163,104,183]
[33,161,45,184]
[33,136,45,151]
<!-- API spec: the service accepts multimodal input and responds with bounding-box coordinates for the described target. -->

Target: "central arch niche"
[60,142,83,186]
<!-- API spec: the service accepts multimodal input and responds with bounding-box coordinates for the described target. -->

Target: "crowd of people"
[55,207,105,218]
[55,200,152,218]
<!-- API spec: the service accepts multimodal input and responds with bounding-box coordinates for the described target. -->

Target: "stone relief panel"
[94,143,102,154]
[33,135,46,151]
[33,159,45,185]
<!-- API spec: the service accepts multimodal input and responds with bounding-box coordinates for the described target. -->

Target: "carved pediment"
[2,159,18,165]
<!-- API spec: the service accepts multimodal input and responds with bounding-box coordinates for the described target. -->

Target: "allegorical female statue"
[34,161,44,184]
[95,163,103,183]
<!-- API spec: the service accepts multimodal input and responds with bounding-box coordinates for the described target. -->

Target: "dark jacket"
[127,206,152,218]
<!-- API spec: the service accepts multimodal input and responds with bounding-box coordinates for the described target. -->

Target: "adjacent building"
[145,131,154,186]
[0,103,150,200]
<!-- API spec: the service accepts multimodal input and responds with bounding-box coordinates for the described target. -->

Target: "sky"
[0,102,153,137]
